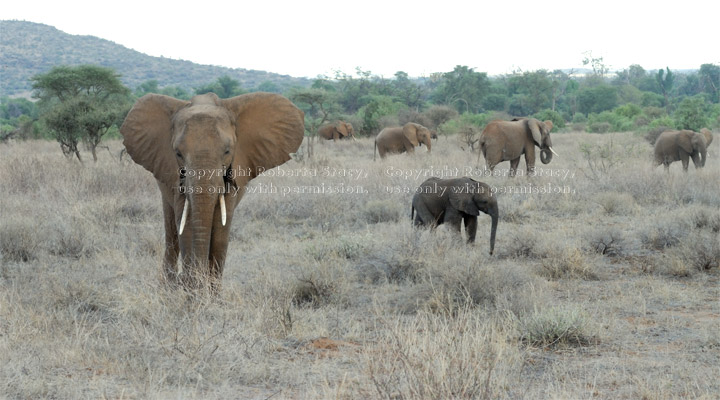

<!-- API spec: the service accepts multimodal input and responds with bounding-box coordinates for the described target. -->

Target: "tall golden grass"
[0,131,718,398]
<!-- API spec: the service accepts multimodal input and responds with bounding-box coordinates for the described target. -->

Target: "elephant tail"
[373,139,377,161]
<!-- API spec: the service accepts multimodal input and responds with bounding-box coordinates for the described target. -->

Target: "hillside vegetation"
[0,20,311,97]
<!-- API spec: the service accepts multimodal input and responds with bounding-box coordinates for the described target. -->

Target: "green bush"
[586,111,633,132]
[533,109,566,129]
[673,95,710,131]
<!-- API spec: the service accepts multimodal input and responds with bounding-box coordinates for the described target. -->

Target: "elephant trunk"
[540,148,553,164]
[488,203,498,255]
[540,136,555,164]
[180,174,226,286]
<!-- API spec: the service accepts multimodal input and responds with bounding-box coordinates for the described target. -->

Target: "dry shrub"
[291,260,351,308]
[662,232,720,276]
[540,247,598,280]
[641,221,686,250]
[362,199,401,223]
[363,310,522,399]
[593,191,636,215]
[305,234,371,261]
[422,105,458,129]
[584,226,626,257]
[644,125,672,144]
[0,218,41,262]
[518,305,598,348]
[502,228,542,258]
[402,253,548,318]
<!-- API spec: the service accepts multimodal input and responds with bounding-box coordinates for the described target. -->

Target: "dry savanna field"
[0,130,719,399]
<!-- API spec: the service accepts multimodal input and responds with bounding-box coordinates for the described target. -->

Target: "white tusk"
[220,195,227,226]
[549,147,559,157]
[179,198,189,235]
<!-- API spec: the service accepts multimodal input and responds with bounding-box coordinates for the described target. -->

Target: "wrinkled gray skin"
[654,128,713,171]
[411,177,498,255]
[479,117,556,176]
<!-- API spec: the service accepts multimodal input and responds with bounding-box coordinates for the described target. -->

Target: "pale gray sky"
[4,0,718,78]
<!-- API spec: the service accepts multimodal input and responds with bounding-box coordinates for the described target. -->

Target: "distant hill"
[0,20,312,98]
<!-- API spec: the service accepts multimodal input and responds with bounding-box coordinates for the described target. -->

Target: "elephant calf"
[411,177,498,255]
[654,128,713,171]
[318,120,354,141]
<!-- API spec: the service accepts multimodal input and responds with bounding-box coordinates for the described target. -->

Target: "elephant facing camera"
[120,92,305,293]
[411,177,498,255]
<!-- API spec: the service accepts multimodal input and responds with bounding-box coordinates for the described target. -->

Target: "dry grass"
[1,132,719,398]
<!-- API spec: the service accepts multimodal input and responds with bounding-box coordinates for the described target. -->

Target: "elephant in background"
[120,92,304,292]
[654,128,713,171]
[374,122,432,160]
[479,117,558,176]
[318,120,354,141]
[411,177,498,255]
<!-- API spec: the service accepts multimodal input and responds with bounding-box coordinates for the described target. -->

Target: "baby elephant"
[411,177,498,255]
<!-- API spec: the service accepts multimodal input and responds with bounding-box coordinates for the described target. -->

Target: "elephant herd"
[119,92,715,292]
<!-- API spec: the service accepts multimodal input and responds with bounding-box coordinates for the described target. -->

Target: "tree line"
[1,61,719,162]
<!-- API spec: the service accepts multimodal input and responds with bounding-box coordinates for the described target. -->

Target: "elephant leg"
[464,215,478,243]
[208,214,233,293]
[443,208,463,236]
[509,157,521,177]
[524,147,536,175]
[413,201,440,228]
[691,152,701,169]
[162,200,180,285]
[404,141,416,154]
[680,153,690,171]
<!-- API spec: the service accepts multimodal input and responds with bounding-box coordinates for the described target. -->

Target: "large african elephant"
[120,92,304,291]
[479,118,558,176]
[374,122,432,160]
[318,120,354,141]
[654,128,713,171]
[411,177,498,255]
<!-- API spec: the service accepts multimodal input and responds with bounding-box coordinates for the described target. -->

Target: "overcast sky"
[5,0,718,79]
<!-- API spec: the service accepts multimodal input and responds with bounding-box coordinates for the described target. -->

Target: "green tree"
[673,96,709,131]
[656,67,674,111]
[432,66,490,113]
[699,63,720,103]
[195,75,245,98]
[507,70,553,115]
[391,71,426,110]
[577,85,618,115]
[32,65,131,162]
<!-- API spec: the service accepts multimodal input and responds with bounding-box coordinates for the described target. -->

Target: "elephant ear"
[120,94,189,187]
[403,123,420,146]
[527,118,542,146]
[222,93,305,187]
[700,128,713,147]
[337,122,349,137]
[676,130,695,154]
[544,120,554,133]
[449,190,480,216]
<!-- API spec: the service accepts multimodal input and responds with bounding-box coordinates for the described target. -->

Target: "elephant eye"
[176,151,183,159]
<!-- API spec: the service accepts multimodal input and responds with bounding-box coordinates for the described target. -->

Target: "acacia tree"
[32,65,131,162]
[432,66,490,113]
